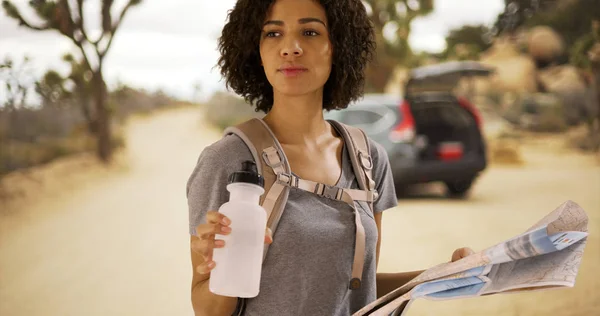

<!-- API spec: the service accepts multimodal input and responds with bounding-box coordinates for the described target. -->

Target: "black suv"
[325,61,493,198]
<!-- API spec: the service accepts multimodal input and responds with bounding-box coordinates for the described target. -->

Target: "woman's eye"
[304,30,319,36]
[265,31,280,38]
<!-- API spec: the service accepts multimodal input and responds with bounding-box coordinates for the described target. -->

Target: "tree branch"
[101,0,114,34]
[74,0,91,44]
[56,0,76,39]
[385,1,399,23]
[100,0,139,58]
[68,36,94,74]
[2,0,51,30]
[404,0,417,24]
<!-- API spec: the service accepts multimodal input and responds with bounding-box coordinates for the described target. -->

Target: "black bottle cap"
[228,160,264,188]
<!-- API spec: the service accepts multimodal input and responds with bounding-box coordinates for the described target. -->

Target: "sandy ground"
[0,106,599,316]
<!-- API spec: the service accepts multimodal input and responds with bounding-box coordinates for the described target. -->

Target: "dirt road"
[1,106,598,316]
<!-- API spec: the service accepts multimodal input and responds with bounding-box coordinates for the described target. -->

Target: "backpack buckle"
[276,173,298,187]
[323,185,338,199]
[262,148,284,169]
[315,183,341,200]
[358,151,373,170]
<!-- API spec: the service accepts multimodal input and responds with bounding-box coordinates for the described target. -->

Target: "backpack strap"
[327,120,378,212]
[223,118,291,260]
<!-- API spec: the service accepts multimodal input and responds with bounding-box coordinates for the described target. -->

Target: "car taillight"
[389,100,416,143]
[437,142,464,161]
[457,97,482,128]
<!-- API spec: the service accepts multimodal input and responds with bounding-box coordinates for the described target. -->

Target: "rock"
[538,65,586,94]
[538,65,596,125]
[510,93,568,132]
[478,56,539,93]
[527,26,565,63]
[472,37,539,94]
[480,37,521,61]
[488,138,524,166]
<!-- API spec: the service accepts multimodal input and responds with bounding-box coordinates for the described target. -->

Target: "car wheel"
[394,183,409,198]
[445,178,474,198]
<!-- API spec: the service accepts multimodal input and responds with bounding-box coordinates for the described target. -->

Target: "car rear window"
[343,109,383,125]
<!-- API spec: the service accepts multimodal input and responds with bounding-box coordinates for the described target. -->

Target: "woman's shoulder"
[202,133,253,163]
[187,134,254,190]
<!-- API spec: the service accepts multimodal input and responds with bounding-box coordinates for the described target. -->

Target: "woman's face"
[259,0,333,98]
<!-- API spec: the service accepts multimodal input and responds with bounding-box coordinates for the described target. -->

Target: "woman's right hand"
[191,211,274,275]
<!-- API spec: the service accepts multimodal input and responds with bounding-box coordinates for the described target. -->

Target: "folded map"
[354,200,589,316]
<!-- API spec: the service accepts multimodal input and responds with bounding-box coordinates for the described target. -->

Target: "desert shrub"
[110,85,177,120]
[501,93,568,132]
[0,86,170,176]
[203,91,262,131]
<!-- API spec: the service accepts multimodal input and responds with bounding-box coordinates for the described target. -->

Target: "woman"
[187,0,473,315]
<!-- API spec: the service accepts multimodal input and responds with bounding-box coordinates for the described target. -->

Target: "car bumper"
[390,153,487,185]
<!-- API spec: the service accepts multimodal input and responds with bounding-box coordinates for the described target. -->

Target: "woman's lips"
[279,66,308,77]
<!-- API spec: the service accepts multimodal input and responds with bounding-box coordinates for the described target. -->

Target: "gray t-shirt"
[187,129,398,315]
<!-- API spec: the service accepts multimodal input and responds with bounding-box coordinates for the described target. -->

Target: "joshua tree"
[362,0,434,92]
[2,0,143,162]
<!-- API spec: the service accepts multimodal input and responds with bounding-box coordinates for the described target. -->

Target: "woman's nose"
[280,39,303,57]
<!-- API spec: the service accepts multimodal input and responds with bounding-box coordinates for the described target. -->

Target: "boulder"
[472,37,539,94]
[504,93,568,132]
[478,56,539,93]
[480,37,521,61]
[538,65,586,94]
[527,26,565,63]
[538,65,595,125]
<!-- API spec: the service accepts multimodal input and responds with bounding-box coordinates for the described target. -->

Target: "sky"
[0,0,505,103]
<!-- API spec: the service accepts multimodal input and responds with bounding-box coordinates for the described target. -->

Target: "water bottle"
[209,160,267,298]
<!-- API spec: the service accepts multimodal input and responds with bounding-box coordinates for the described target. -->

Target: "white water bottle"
[209,160,267,298]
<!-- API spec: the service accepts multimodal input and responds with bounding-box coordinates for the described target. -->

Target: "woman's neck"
[262,90,334,146]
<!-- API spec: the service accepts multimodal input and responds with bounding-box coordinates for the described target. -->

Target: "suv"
[325,61,493,198]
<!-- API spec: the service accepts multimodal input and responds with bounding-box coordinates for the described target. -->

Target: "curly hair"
[216,0,376,113]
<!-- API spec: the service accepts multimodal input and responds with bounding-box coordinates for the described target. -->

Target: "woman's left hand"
[451,247,475,262]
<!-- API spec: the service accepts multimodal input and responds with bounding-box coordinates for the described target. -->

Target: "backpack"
[222,118,379,314]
